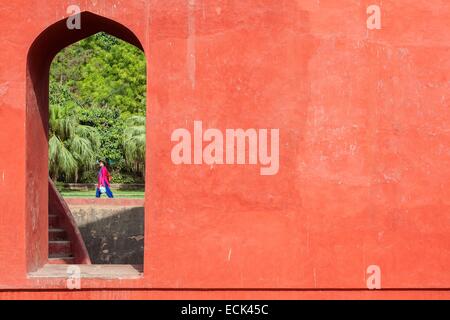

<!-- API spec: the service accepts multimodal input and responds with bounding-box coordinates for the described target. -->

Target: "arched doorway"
[26,12,146,272]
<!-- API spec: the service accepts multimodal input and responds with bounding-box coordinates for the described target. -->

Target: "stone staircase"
[48,177,91,265]
[48,214,76,264]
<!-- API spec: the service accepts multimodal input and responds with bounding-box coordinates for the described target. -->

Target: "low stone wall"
[67,201,144,264]
[59,183,145,191]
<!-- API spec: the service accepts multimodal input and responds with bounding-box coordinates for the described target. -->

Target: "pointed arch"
[25,12,146,272]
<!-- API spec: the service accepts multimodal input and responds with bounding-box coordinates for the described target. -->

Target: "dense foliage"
[49,32,146,183]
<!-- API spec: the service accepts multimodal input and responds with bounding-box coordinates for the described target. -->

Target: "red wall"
[0,0,449,299]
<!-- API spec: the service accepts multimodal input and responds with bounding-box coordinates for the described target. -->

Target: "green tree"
[49,105,100,182]
[123,115,146,178]
[49,32,146,183]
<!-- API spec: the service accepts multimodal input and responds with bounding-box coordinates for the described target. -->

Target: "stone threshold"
[28,264,143,279]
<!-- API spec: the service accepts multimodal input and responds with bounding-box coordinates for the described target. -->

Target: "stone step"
[49,228,67,241]
[48,254,75,265]
[48,214,59,228]
[49,240,71,255]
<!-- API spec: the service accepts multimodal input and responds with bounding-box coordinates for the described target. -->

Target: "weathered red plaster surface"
[0,0,449,299]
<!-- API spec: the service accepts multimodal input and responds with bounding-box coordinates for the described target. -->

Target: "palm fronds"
[49,105,99,182]
[123,115,146,176]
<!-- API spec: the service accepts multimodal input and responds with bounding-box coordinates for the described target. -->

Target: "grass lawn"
[60,190,145,199]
